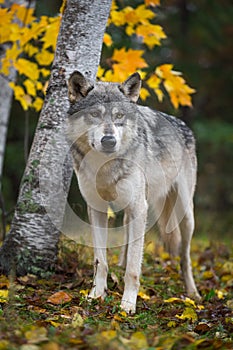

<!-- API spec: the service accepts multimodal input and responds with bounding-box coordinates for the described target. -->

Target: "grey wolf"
[67,71,200,314]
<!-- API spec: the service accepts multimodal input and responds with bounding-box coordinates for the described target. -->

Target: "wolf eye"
[91,111,100,118]
[116,113,124,119]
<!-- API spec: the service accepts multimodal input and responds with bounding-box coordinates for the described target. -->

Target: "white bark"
[0,0,112,275]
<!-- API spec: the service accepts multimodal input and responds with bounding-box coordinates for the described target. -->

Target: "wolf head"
[67,71,141,155]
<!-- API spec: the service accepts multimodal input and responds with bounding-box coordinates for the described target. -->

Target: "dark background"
[2,0,233,239]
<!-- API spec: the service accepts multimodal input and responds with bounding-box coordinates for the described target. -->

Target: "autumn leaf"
[103,33,112,47]
[140,87,150,100]
[108,48,148,82]
[72,312,84,327]
[32,97,44,112]
[25,326,48,344]
[35,50,54,66]
[23,79,36,97]
[107,206,115,219]
[47,291,72,305]
[138,290,150,300]
[14,58,39,80]
[0,290,9,303]
[155,64,196,108]
[176,307,198,323]
[41,17,61,50]
[144,0,160,6]
[136,23,166,48]
[11,3,35,25]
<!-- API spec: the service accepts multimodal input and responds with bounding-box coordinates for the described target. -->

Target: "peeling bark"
[0,0,112,275]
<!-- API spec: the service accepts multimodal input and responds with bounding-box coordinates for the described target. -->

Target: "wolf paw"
[120,299,136,314]
[88,287,107,300]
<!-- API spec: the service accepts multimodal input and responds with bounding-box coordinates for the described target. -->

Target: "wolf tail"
[157,189,181,257]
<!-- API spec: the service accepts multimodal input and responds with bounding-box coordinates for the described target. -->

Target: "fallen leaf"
[25,326,48,344]
[176,307,198,323]
[71,312,84,327]
[47,291,72,305]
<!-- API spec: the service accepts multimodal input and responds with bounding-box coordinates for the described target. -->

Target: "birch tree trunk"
[0,0,112,275]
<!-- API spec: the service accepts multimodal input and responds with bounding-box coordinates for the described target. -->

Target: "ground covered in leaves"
[0,235,232,350]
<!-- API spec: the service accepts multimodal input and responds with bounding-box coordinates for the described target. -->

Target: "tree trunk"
[0,0,112,275]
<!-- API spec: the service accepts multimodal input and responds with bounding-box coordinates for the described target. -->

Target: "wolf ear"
[68,71,94,103]
[120,72,141,102]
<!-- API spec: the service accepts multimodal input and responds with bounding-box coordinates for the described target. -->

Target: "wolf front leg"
[88,206,108,300]
[121,196,148,314]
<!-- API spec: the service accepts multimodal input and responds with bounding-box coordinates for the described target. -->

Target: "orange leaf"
[112,48,147,80]
[47,291,72,305]
[144,0,160,7]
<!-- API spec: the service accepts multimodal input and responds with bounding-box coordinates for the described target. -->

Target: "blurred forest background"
[1,0,232,240]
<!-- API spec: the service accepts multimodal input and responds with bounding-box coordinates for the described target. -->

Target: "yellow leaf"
[110,10,126,26]
[47,291,72,305]
[9,82,31,110]
[15,58,39,80]
[23,79,36,96]
[164,297,182,303]
[129,332,148,349]
[155,64,195,108]
[97,66,105,79]
[32,97,43,112]
[215,289,225,299]
[155,88,164,102]
[125,25,135,36]
[0,275,10,289]
[79,289,89,296]
[101,330,117,340]
[136,24,166,48]
[36,50,54,66]
[0,290,8,303]
[140,87,150,101]
[176,307,198,323]
[40,68,50,77]
[72,312,84,327]
[147,74,161,89]
[138,291,150,300]
[202,270,214,280]
[184,297,196,308]
[167,320,177,327]
[41,16,60,50]
[24,44,39,57]
[11,4,35,25]
[135,5,155,23]
[36,81,43,90]
[25,326,48,344]
[108,206,115,219]
[103,33,112,47]
[119,310,127,318]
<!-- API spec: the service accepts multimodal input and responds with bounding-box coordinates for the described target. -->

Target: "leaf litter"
[0,236,232,349]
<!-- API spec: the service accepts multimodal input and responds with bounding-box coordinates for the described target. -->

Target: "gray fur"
[67,71,200,314]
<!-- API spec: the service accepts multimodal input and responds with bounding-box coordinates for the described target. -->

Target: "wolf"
[67,71,200,314]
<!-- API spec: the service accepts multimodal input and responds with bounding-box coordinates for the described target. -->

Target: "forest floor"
[0,233,232,350]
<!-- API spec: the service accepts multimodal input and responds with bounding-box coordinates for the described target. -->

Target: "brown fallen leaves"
[0,237,232,349]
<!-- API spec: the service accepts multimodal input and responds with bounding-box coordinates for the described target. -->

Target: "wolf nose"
[101,135,116,150]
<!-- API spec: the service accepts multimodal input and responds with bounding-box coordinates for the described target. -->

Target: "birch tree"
[0,0,112,275]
